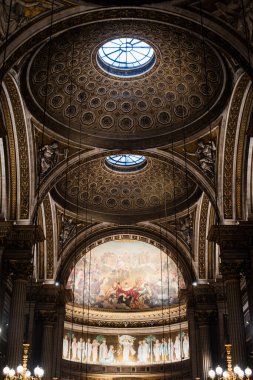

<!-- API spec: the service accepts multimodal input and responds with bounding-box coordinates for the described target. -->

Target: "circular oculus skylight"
[105,154,147,172]
[97,38,156,77]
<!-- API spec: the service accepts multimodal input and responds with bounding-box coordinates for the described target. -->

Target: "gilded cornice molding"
[65,303,187,328]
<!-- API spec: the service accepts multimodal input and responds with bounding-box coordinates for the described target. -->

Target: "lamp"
[208,344,252,379]
[3,344,44,380]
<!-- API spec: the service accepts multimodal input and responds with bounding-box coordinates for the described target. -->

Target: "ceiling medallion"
[97,38,156,77]
[105,154,147,172]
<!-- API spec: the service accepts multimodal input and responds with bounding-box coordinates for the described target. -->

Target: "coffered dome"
[51,155,201,223]
[23,20,228,149]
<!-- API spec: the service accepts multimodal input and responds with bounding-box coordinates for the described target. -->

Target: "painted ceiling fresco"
[66,239,185,311]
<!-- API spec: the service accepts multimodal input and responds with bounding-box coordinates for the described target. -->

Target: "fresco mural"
[62,329,189,365]
[66,239,185,310]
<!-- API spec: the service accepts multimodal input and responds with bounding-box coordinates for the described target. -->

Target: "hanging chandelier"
[208,344,252,379]
[3,344,44,380]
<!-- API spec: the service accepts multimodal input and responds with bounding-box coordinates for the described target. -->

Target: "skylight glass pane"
[97,37,155,77]
[106,155,146,169]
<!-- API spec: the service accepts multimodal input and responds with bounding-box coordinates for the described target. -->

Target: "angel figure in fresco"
[118,335,136,362]
[142,340,150,362]
[63,335,69,359]
[71,337,78,361]
[167,337,174,362]
[183,333,189,359]
[105,345,116,364]
[174,335,182,361]
[92,339,100,362]
[137,340,143,362]
[159,338,168,361]
[85,338,92,362]
[99,339,108,363]
[153,339,161,362]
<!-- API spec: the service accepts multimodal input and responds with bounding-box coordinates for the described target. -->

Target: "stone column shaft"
[216,300,226,357]
[6,278,27,366]
[225,276,247,367]
[41,321,54,380]
[52,307,65,378]
[198,322,212,380]
[188,307,199,379]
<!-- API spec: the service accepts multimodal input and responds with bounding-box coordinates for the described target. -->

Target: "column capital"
[195,310,217,325]
[0,221,13,244]
[4,225,44,253]
[180,284,216,307]
[208,224,253,251]
[6,260,33,281]
[220,261,247,280]
[40,310,57,326]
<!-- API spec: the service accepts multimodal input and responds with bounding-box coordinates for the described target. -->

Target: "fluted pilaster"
[3,225,44,367]
[52,306,65,378]
[197,313,212,380]
[187,307,199,379]
[6,263,32,366]
[221,263,247,367]
[41,312,56,380]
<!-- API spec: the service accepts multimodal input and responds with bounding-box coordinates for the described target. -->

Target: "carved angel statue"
[39,141,67,177]
[213,0,253,41]
[195,139,216,178]
[59,216,76,246]
[0,0,51,42]
[178,215,193,247]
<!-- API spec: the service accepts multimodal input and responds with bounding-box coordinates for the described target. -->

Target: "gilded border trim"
[236,85,253,219]
[198,193,209,279]
[43,194,54,278]
[0,85,17,219]
[223,73,249,219]
[4,75,30,219]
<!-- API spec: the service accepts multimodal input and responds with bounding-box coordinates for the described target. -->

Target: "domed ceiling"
[66,239,185,311]
[51,156,201,223]
[24,20,228,149]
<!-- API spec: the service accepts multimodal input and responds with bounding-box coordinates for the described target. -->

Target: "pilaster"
[208,224,253,367]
